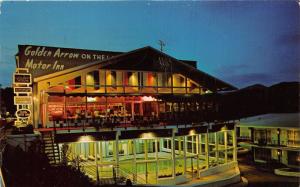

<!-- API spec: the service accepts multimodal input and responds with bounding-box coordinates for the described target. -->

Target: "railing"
[118,167,147,184]
[287,140,300,147]
[47,84,203,95]
[43,110,215,130]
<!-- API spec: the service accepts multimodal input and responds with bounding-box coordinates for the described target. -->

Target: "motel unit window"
[287,130,300,146]
[254,147,271,161]
[287,151,300,166]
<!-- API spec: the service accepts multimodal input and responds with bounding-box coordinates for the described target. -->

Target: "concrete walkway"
[176,167,241,187]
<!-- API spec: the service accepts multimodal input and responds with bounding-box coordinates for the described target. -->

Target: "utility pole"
[158,40,166,52]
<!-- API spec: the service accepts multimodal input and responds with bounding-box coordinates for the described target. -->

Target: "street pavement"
[234,156,299,187]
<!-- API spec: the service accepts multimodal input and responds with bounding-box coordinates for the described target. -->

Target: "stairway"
[41,131,60,165]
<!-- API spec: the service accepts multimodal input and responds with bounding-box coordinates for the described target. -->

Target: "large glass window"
[86,70,99,89]
[173,74,186,94]
[124,71,139,93]
[48,96,64,121]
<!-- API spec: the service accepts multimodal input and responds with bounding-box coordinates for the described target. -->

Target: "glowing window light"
[142,96,157,102]
[140,132,156,139]
[77,135,95,143]
[87,97,96,102]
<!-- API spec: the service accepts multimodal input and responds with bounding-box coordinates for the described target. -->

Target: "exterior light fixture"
[277,150,281,156]
[189,129,196,136]
[221,126,228,131]
[78,135,95,142]
[140,132,156,139]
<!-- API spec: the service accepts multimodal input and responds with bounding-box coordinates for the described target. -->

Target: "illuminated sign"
[13,68,33,127]
[14,96,32,105]
[13,73,32,84]
[14,87,32,93]
[17,45,122,77]
[16,109,31,118]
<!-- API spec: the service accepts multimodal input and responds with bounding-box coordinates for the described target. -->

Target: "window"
[254,147,271,161]
[75,76,81,88]
[93,71,100,89]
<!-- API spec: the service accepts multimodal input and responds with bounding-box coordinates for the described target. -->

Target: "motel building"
[14,45,240,186]
[238,113,300,175]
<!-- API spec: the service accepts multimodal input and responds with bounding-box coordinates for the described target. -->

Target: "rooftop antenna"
[158,40,166,52]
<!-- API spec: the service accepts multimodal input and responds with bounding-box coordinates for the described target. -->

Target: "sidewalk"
[177,166,241,187]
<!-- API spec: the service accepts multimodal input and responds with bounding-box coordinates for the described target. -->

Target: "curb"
[241,176,248,186]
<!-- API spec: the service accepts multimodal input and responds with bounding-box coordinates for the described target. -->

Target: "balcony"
[46,84,203,96]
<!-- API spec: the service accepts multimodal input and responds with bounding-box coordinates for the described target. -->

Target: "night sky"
[0,1,299,88]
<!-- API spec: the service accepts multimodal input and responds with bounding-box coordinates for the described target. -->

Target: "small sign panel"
[13,73,32,84]
[14,87,32,93]
[14,96,32,105]
[16,109,31,118]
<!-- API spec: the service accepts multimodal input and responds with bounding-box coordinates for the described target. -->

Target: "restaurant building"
[14,45,240,185]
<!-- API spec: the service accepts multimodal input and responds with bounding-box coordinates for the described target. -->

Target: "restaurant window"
[142,102,157,117]
[138,72,143,87]
[75,76,81,88]
[48,96,64,121]
[93,71,100,89]
[134,103,141,116]
[142,72,157,87]
[172,74,185,87]
[106,71,116,86]
[158,72,171,87]
[163,73,171,87]
[65,96,87,119]
[126,72,138,86]
[66,76,81,90]
[86,71,100,89]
